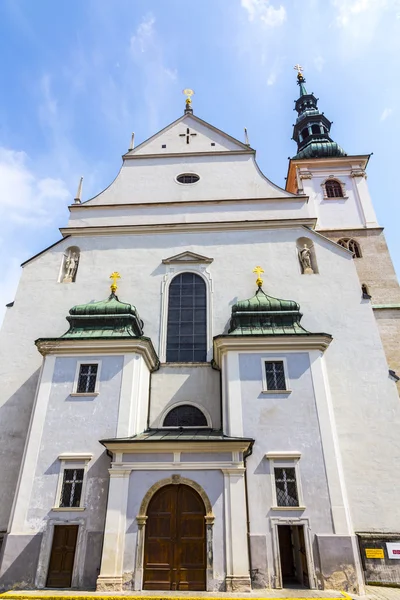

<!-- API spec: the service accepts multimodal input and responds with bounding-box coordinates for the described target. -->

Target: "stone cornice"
[213,334,332,367]
[122,149,255,160]
[68,195,308,211]
[60,218,317,238]
[35,337,160,372]
[102,440,253,453]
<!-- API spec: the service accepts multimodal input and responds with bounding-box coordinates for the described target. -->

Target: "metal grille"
[166,273,207,362]
[77,364,98,393]
[60,468,84,507]
[265,361,286,390]
[177,174,200,184]
[163,404,208,427]
[325,179,343,198]
[275,468,299,507]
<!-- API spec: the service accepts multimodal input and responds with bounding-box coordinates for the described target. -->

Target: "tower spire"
[291,66,346,160]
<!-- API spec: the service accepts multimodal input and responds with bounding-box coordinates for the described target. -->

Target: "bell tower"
[286,67,400,388]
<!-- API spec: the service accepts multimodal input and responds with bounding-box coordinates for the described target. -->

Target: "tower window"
[264,361,287,391]
[325,179,344,198]
[337,238,362,258]
[166,273,207,362]
[76,364,98,393]
[301,128,310,140]
[163,404,208,427]
[311,124,320,134]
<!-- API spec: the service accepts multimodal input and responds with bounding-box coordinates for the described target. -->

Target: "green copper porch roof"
[62,292,144,338]
[228,287,311,335]
[101,428,254,443]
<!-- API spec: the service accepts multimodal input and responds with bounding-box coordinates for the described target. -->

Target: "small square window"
[211,142,216,146]
[77,364,98,393]
[60,468,84,508]
[274,467,299,507]
[162,144,166,148]
[265,361,286,391]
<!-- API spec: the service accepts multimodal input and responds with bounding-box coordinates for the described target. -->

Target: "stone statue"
[299,244,314,274]
[63,251,79,282]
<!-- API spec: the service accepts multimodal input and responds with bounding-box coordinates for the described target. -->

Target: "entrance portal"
[46,525,78,588]
[278,525,309,588]
[143,483,206,591]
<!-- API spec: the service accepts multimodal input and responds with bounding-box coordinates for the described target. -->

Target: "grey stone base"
[225,575,251,592]
[96,576,123,591]
[315,534,361,594]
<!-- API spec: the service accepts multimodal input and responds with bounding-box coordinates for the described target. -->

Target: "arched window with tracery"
[337,238,362,258]
[325,179,344,198]
[166,272,207,362]
[163,404,208,427]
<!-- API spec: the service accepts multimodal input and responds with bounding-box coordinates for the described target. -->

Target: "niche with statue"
[296,237,318,274]
[59,246,80,283]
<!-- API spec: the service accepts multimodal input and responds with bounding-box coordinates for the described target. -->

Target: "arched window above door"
[166,272,207,362]
[163,404,208,428]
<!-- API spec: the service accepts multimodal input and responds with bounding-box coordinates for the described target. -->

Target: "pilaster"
[222,468,251,592]
[96,469,130,591]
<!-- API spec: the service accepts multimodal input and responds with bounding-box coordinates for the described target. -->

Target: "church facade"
[0,73,400,594]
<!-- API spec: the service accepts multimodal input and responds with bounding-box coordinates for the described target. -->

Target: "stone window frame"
[70,359,102,396]
[321,176,348,200]
[160,264,213,363]
[261,357,291,395]
[52,453,92,511]
[265,452,305,510]
[158,401,212,429]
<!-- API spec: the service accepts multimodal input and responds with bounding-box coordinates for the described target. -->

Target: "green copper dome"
[62,292,144,338]
[293,140,347,160]
[228,287,311,336]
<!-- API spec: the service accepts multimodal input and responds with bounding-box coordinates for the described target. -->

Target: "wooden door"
[46,525,78,588]
[143,484,206,590]
[298,525,310,587]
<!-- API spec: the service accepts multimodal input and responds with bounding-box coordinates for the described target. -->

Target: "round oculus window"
[176,173,200,184]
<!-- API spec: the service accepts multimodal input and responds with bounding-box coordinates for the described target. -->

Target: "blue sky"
[0,0,399,320]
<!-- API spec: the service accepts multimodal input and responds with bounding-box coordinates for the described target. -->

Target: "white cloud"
[130,13,156,54]
[241,0,287,27]
[0,148,69,225]
[332,0,388,27]
[267,72,277,85]
[380,107,393,121]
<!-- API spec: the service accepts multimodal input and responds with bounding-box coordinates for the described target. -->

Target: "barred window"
[60,468,84,508]
[166,273,207,362]
[163,404,208,427]
[77,364,98,393]
[275,467,299,507]
[176,173,200,184]
[325,179,343,198]
[265,361,286,391]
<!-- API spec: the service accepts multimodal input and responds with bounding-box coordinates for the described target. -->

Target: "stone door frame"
[270,516,316,589]
[35,517,87,589]
[134,475,215,591]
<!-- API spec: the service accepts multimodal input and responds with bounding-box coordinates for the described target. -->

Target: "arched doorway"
[143,484,206,591]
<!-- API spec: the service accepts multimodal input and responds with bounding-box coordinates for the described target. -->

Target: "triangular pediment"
[124,114,253,158]
[162,251,213,264]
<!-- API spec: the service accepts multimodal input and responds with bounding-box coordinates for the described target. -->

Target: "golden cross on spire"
[253,266,265,288]
[183,88,194,107]
[294,64,303,75]
[109,271,121,294]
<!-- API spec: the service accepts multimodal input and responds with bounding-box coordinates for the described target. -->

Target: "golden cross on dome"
[109,271,121,294]
[253,266,265,288]
[294,64,303,75]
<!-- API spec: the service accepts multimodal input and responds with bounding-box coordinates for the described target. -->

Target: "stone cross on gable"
[179,127,197,144]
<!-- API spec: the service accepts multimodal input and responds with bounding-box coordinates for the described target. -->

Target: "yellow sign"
[365,548,384,559]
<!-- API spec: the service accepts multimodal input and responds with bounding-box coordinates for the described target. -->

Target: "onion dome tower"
[292,67,346,160]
